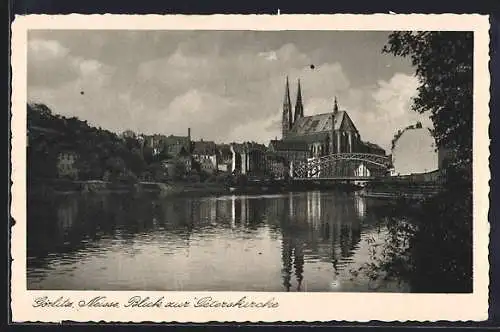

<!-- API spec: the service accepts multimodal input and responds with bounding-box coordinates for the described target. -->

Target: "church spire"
[282,76,293,139]
[333,96,339,114]
[294,79,304,123]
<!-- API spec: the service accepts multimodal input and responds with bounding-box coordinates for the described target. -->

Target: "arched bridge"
[292,153,392,179]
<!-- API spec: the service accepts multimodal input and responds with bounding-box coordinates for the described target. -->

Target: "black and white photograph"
[11,14,490,322]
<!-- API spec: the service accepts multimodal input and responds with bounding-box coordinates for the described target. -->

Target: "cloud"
[136,41,354,141]
[27,32,424,152]
[28,38,113,88]
[133,43,317,140]
[351,73,431,152]
[258,51,277,61]
[137,43,311,93]
[158,89,242,139]
[28,39,69,60]
[227,113,282,143]
[28,38,120,129]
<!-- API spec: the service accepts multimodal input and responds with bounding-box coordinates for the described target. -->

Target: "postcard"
[10,13,490,322]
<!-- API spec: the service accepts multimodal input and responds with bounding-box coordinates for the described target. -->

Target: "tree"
[383,31,473,173]
[359,32,474,292]
[173,160,187,179]
[142,145,155,164]
[157,147,173,161]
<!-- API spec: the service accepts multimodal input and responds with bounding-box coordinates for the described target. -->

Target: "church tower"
[282,76,293,139]
[294,79,304,123]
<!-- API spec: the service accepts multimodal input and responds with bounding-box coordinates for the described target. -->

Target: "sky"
[27,30,433,152]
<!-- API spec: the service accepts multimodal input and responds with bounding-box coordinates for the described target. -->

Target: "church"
[268,77,385,163]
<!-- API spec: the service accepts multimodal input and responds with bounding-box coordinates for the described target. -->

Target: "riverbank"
[28,178,229,197]
[28,178,364,198]
[359,178,443,200]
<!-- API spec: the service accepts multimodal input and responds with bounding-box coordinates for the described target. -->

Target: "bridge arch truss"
[293,153,392,178]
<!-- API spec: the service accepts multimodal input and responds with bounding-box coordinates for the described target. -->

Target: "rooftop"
[269,139,309,152]
[288,110,356,136]
[192,140,217,155]
[231,142,267,153]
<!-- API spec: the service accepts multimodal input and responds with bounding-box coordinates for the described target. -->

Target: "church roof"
[288,110,357,136]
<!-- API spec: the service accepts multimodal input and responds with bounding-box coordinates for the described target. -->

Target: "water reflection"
[27,190,397,292]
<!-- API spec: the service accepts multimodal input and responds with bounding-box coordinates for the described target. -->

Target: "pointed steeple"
[282,76,293,139]
[284,76,292,106]
[294,79,304,123]
[333,96,339,114]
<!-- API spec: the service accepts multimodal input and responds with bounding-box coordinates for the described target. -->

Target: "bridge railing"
[292,153,392,179]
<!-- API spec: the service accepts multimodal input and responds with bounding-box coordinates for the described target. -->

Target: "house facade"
[57,150,79,180]
[140,128,192,159]
[192,140,218,174]
[217,144,233,172]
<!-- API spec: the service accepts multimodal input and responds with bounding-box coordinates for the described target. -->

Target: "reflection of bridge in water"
[221,192,371,291]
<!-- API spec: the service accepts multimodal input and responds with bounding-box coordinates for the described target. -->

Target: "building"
[140,128,192,158]
[121,129,137,140]
[177,155,193,175]
[268,139,309,163]
[230,142,267,175]
[271,77,386,177]
[264,153,288,179]
[192,139,218,174]
[217,144,233,172]
[279,77,366,156]
[391,127,439,176]
[57,150,79,180]
[354,163,371,177]
[358,141,386,156]
[161,159,187,178]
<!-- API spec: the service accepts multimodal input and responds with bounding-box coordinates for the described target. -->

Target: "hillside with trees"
[28,103,149,183]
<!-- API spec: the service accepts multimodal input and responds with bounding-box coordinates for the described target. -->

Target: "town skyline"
[28,30,433,151]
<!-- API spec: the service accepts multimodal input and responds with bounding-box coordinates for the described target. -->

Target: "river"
[27,190,409,292]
